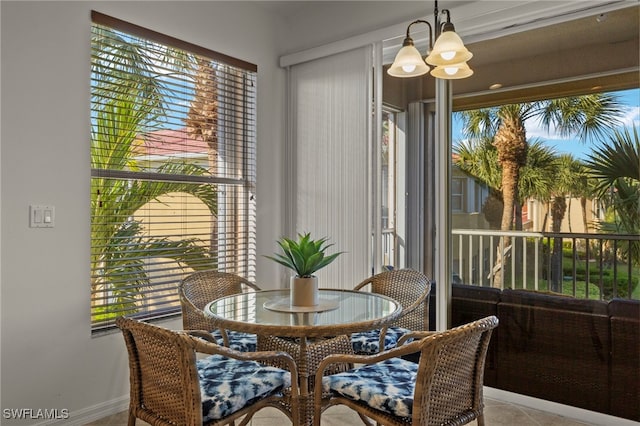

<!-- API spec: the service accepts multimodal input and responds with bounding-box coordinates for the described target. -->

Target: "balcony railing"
[381,228,397,268]
[451,229,640,300]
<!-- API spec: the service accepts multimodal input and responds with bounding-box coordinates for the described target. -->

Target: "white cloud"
[621,105,640,127]
[525,117,568,142]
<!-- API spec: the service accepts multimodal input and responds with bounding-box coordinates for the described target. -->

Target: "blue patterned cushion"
[197,354,291,421]
[211,329,257,352]
[351,326,411,354]
[322,357,417,418]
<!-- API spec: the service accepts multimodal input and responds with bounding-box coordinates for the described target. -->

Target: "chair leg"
[476,413,485,426]
[127,412,136,426]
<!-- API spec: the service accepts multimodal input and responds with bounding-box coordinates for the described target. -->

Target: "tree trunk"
[513,202,524,286]
[494,163,518,289]
[186,58,219,262]
[492,115,527,289]
[580,197,589,233]
[482,194,503,230]
[550,196,567,292]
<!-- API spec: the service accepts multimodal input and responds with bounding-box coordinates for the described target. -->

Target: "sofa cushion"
[497,289,610,414]
[452,284,501,385]
[500,288,609,315]
[608,298,640,421]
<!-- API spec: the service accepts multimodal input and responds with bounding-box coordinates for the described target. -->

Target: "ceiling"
[258,1,638,109]
[383,4,639,109]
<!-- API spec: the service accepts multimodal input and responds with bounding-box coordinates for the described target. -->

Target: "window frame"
[90,11,257,333]
[451,177,466,213]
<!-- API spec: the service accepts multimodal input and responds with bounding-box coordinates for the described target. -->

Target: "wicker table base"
[258,334,353,425]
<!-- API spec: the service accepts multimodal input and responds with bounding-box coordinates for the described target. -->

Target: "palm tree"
[455,136,503,232]
[546,154,588,290]
[454,136,501,190]
[456,137,557,225]
[548,155,576,230]
[459,94,624,288]
[516,139,557,230]
[585,126,640,265]
[91,26,217,321]
[570,161,596,233]
[455,137,557,285]
[185,58,220,257]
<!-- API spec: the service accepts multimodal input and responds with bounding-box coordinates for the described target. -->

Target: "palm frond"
[586,126,639,194]
[539,94,624,142]
[586,126,640,237]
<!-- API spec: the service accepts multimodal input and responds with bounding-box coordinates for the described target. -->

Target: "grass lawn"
[507,245,639,300]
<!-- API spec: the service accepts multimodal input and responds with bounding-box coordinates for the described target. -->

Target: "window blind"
[90,11,257,332]
[287,46,373,288]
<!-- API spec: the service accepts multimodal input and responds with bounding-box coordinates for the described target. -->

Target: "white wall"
[1,0,630,424]
[0,1,286,423]
[0,1,438,421]
[270,1,429,55]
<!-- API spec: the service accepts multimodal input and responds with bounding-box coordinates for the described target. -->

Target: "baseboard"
[484,387,639,426]
[30,396,129,426]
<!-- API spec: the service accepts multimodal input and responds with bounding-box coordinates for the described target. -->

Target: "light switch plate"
[29,205,55,228]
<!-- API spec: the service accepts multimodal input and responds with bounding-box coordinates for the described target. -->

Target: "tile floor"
[86,397,597,425]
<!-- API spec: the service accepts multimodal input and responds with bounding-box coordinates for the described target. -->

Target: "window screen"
[90,11,257,333]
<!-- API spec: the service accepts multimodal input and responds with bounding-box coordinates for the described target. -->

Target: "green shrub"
[571,273,639,299]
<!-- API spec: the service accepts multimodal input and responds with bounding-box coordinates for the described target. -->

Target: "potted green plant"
[266,232,343,306]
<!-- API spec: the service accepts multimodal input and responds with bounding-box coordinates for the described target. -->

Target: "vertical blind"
[287,46,373,288]
[90,11,257,332]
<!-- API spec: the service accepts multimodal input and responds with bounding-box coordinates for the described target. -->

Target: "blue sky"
[453,88,640,160]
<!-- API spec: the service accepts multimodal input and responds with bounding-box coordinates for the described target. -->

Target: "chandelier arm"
[439,9,455,33]
[441,9,451,24]
[406,19,434,50]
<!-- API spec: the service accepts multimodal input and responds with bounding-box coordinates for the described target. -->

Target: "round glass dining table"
[203,288,402,339]
[204,289,402,425]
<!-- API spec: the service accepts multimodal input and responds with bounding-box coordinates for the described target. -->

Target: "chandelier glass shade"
[430,61,473,79]
[425,30,472,66]
[387,2,473,80]
[387,38,430,77]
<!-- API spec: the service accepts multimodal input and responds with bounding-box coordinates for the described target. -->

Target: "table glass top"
[204,289,400,335]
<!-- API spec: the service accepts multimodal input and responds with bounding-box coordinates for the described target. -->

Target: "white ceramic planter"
[290,276,319,306]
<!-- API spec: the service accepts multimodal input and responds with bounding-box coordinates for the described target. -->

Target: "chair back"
[355,269,431,331]
[415,315,499,425]
[116,316,202,425]
[179,270,260,330]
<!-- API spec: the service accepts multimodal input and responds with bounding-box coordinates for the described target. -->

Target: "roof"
[134,128,208,157]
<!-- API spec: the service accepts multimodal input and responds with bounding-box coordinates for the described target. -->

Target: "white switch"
[29,205,55,228]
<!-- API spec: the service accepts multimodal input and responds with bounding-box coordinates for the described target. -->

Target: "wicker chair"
[179,270,261,351]
[116,316,299,426]
[313,315,499,426]
[351,269,431,354]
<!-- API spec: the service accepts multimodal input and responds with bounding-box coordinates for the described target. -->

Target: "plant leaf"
[265,233,343,277]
